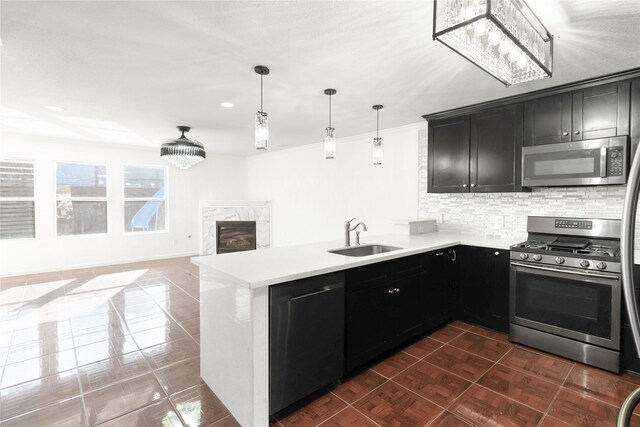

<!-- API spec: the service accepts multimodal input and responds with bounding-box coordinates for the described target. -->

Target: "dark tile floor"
[2,259,640,426]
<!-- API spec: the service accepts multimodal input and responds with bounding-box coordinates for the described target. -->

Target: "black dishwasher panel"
[269,272,345,415]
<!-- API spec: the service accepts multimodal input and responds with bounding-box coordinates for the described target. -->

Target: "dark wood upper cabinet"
[428,106,523,194]
[470,104,523,192]
[524,94,572,146]
[428,116,470,193]
[573,82,630,141]
[525,82,630,146]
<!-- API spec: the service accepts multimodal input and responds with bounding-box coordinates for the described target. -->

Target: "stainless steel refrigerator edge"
[619,147,640,425]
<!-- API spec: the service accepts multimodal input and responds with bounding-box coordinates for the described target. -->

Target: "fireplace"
[216,221,257,254]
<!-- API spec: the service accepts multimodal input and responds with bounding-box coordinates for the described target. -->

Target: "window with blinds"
[0,159,36,240]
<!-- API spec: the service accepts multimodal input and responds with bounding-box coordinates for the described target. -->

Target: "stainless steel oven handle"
[600,147,608,178]
[510,262,621,280]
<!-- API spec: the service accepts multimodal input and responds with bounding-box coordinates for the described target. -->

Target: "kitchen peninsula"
[191,231,516,427]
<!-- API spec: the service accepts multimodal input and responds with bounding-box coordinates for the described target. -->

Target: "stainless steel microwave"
[522,136,629,187]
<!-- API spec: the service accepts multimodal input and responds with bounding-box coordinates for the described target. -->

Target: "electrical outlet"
[173,239,178,246]
[417,226,425,233]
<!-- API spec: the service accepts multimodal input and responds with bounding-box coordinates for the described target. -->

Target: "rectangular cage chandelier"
[433,0,553,86]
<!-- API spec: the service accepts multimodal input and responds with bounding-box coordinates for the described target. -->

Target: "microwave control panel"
[608,146,624,177]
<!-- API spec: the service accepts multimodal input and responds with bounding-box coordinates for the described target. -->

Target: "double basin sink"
[328,244,401,257]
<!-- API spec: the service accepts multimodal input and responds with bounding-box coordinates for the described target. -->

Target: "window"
[0,159,35,239]
[123,166,166,232]
[56,162,108,236]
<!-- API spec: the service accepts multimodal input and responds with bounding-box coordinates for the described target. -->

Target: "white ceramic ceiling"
[1,1,639,156]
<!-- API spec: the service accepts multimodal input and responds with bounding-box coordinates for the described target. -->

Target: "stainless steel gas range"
[509,216,622,373]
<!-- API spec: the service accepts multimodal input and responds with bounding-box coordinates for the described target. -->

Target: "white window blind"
[123,166,166,232]
[0,159,35,239]
[56,162,108,236]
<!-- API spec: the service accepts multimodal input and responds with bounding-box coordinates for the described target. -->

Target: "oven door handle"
[510,262,621,280]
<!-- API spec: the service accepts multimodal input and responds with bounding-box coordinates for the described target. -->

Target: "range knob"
[580,260,590,268]
[533,254,542,261]
[555,257,565,264]
[519,253,529,260]
[596,262,607,270]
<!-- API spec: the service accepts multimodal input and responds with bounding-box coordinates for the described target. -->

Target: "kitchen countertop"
[191,232,519,289]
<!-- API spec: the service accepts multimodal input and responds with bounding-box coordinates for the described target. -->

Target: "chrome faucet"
[344,218,367,246]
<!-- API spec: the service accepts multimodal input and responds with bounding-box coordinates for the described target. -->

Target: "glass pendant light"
[372,105,383,165]
[254,65,270,150]
[324,89,337,159]
[161,126,206,169]
[433,0,553,86]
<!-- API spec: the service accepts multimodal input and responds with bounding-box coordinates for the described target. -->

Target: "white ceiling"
[1,0,639,156]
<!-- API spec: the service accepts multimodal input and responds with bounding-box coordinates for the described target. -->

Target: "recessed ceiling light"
[220,102,234,108]
[45,106,65,112]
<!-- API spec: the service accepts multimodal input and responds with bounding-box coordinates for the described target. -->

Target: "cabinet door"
[470,105,523,192]
[457,246,509,332]
[572,82,630,141]
[346,266,393,372]
[485,248,510,332]
[428,116,470,193]
[423,249,453,331]
[524,94,572,146]
[388,273,423,348]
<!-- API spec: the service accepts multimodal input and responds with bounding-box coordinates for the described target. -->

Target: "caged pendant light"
[433,0,553,86]
[372,105,384,165]
[324,89,337,159]
[161,126,206,170]
[254,65,270,150]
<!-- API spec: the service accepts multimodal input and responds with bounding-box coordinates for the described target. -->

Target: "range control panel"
[555,219,593,230]
[608,146,625,177]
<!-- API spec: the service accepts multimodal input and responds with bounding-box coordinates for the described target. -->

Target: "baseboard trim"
[1,251,201,278]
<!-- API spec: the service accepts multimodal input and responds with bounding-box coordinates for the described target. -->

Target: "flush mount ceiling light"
[161,126,206,170]
[324,89,337,159]
[433,0,553,86]
[372,105,384,165]
[46,105,65,112]
[220,102,234,108]
[254,65,270,150]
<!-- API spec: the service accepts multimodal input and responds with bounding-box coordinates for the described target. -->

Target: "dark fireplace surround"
[216,221,257,254]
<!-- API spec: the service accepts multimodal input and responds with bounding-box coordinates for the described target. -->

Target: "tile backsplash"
[417,128,639,244]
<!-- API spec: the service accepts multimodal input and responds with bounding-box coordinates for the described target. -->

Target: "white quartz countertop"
[191,232,518,289]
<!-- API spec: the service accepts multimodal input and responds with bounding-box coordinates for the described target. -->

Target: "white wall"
[0,133,247,276]
[247,123,423,247]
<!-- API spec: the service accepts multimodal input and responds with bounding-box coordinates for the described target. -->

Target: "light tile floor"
[3,258,640,426]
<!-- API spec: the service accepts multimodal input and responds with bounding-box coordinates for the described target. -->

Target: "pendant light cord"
[329,94,332,128]
[260,74,263,113]
[376,109,379,138]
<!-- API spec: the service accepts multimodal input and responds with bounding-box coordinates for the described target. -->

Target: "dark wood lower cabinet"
[457,245,510,333]
[273,245,511,413]
[345,255,425,372]
[423,248,458,331]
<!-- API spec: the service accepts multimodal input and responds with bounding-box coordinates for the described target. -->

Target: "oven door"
[510,262,621,350]
[522,137,627,187]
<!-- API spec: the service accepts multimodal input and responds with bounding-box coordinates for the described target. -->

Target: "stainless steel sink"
[327,244,402,257]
